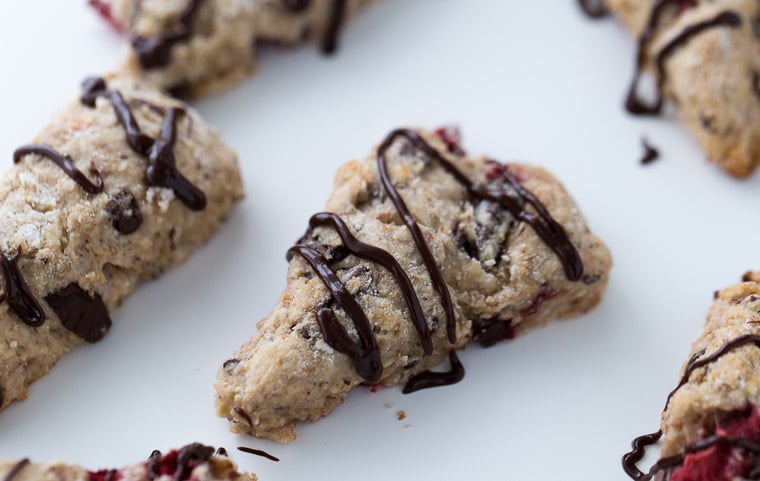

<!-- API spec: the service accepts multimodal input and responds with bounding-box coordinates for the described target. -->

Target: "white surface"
[0,1,758,480]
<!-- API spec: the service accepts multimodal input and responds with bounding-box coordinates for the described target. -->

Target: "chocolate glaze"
[290,129,582,392]
[322,0,347,54]
[173,443,214,481]
[623,334,760,479]
[106,189,144,234]
[640,138,660,165]
[45,283,112,343]
[0,250,45,327]
[626,5,742,115]
[81,77,206,210]
[14,144,104,194]
[3,459,29,481]
[578,0,609,19]
[131,0,205,69]
[237,446,280,462]
[402,351,465,394]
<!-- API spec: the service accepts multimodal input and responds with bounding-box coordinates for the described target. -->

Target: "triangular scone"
[90,0,371,97]
[604,0,760,176]
[0,73,243,411]
[0,444,256,481]
[215,127,612,442]
[623,272,760,481]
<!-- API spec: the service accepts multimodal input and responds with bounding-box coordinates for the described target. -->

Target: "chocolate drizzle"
[322,0,347,54]
[45,283,112,343]
[173,444,214,481]
[237,446,280,462]
[626,4,742,115]
[623,334,760,479]
[3,459,30,481]
[0,250,45,327]
[289,128,582,392]
[81,77,206,210]
[578,0,609,19]
[131,0,205,69]
[14,144,104,194]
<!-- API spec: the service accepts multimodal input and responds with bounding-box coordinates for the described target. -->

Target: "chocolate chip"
[471,317,515,347]
[282,0,311,11]
[106,189,143,234]
[222,358,240,370]
[44,283,112,343]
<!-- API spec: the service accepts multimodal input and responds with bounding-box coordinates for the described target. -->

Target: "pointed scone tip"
[0,443,257,481]
[623,272,760,481]
[0,72,243,411]
[215,126,611,442]
[594,0,760,177]
[89,0,372,98]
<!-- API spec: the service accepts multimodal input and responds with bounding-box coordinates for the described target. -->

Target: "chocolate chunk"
[107,189,143,234]
[45,283,112,343]
[282,0,311,12]
[471,317,515,347]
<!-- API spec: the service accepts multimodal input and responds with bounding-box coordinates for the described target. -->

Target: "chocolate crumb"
[640,138,660,165]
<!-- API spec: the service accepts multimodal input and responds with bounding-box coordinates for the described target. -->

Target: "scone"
[89,0,371,97]
[215,127,612,442]
[0,443,256,481]
[623,272,760,481]
[602,0,760,177]
[0,73,243,411]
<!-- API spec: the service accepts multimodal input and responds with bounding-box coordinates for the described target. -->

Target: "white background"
[0,1,759,480]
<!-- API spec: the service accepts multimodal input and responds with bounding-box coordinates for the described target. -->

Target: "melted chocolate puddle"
[289,129,582,392]
[623,334,760,479]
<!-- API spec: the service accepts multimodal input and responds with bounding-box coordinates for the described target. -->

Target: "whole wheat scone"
[0,443,256,481]
[603,0,760,177]
[623,272,760,481]
[0,72,243,411]
[215,127,611,442]
[90,0,371,97]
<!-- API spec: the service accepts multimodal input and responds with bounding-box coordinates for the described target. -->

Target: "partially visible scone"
[0,73,243,411]
[604,0,760,177]
[90,0,372,97]
[215,127,611,442]
[623,272,760,481]
[0,443,256,481]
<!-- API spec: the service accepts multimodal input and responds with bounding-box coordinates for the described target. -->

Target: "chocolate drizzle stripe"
[377,130,460,343]
[308,212,433,354]
[322,0,347,54]
[578,0,609,19]
[146,450,161,480]
[623,334,760,479]
[14,144,104,194]
[402,351,465,394]
[626,6,742,115]
[3,459,30,481]
[146,107,206,210]
[237,446,280,462]
[131,0,205,69]
[173,444,214,481]
[0,250,45,327]
[289,244,382,382]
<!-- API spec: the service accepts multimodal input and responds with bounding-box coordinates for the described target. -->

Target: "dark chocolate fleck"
[107,189,143,234]
[640,138,660,165]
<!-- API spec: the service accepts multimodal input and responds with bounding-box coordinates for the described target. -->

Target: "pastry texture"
[604,0,760,177]
[623,272,760,481]
[215,127,611,442]
[90,0,371,97]
[0,73,243,411]
[0,443,256,481]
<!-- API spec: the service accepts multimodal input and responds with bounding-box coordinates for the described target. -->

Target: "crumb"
[384,403,393,409]
[396,410,406,421]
